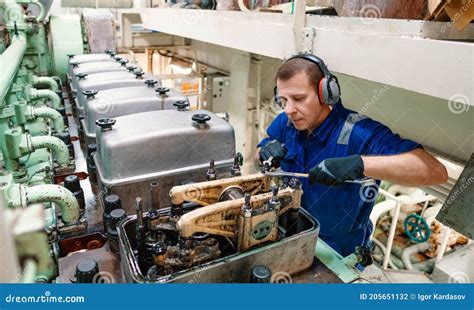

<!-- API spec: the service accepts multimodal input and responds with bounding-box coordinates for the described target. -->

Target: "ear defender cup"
[320,77,340,105]
[318,77,327,105]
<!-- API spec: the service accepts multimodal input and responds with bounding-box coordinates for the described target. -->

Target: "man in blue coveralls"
[258,54,448,257]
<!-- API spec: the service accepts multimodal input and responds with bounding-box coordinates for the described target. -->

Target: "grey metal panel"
[83,86,186,139]
[431,243,474,283]
[95,109,235,184]
[69,54,114,65]
[70,61,128,90]
[437,154,474,239]
[75,72,160,109]
[94,109,235,212]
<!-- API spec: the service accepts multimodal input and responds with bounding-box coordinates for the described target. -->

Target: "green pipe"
[32,89,61,109]
[0,117,11,152]
[33,107,65,133]
[30,135,69,167]
[32,76,59,92]
[8,184,80,224]
[0,0,26,105]
[0,33,27,106]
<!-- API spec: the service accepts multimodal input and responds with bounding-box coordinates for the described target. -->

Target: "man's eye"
[294,97,305,101]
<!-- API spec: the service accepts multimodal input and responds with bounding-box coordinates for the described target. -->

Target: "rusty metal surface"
[333,0,428,20]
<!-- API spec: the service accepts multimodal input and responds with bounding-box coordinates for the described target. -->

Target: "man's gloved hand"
[259,140,287,168]
[309,155,365,186]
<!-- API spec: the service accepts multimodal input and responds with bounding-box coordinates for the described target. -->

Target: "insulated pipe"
[0,0,26,105]
[30,135,69,167]
[8,184,80,224]
[0,33,27,106]
[32,89,61,109]
[401,242,430,271]
[372,237,399,270]
[33,107,65,133]
[32,76,59,92]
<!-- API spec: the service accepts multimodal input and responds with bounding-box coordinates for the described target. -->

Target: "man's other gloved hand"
[309,155,365,186]
[259,140,287,168]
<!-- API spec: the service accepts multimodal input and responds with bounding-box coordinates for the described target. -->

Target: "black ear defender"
[274,53,341,106]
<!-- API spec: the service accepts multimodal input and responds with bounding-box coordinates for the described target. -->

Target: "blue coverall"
[258,101,421,256]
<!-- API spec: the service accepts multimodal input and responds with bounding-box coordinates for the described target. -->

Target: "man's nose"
[284,100,297,115]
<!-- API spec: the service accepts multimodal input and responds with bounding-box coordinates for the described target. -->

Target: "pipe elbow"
[33,107,65,133]
[34,89,61,109]
[30,135,70,167]
[33,76,59,92]
[401,242,430,270]
[9,184,80,224]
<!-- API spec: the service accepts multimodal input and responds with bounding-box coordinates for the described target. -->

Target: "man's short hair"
[275,58,324,93]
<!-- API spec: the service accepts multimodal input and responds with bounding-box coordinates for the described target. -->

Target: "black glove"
[309,155,365,186]
[259,140,287,168]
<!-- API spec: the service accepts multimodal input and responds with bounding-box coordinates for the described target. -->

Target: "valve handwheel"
[192,114,211,124]
[404,213,431,243]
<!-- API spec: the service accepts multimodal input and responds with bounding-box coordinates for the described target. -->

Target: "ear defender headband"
[274,54,341,106]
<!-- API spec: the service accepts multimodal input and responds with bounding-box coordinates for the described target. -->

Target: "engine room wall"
[337,75,473,164]
[175,40,472,171]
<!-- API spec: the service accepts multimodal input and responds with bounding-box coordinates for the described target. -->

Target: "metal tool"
[264,169,376,185]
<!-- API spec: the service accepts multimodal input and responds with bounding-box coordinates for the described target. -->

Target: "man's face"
[276,71,324,132]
